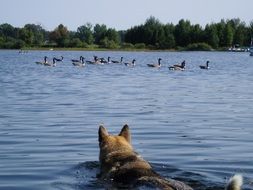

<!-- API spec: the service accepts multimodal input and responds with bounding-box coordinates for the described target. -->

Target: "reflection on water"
[0,50,252,190]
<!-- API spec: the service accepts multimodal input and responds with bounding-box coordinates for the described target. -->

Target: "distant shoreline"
[1,17,252,51]
[1,46,250,52]
[1,47,242,52]
[2,47,217,52]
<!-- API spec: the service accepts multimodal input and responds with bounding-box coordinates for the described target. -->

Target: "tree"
[216,19,226,47]
[143,16,162,45]
[250,20,253,36]
[124,25,145,44]
[105,28,120,44]
[93,24,107,44]
[204,24,219,48]
[24,24,45,46]
[233,23,247,46]
[174,19,192,46]
[49,24,69,47]
[223,23,234,47]
[76,23,94,45]
[161,23,175,49]
[0,23,16,39]
[190,24,203,43]
[69,38,84,47]
[19,28,34,46]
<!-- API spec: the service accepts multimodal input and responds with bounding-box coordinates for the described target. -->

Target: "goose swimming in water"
[168,60,186,70]
[72,56,85,67]
[44,58,57,67]
[71,56,83,63]
[35,56,48,65]
[54,56,64,62]
[106,57,112,64]
[199,61,209,69]
[100,57,108,64]
[124,59,136,67]
[86,56,104,65]
[147,58,162,68]
[112,57,123,63]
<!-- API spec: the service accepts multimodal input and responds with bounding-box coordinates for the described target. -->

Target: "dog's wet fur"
[98,124,242,190]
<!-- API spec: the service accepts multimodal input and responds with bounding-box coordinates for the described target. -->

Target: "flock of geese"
[35,56,210,70]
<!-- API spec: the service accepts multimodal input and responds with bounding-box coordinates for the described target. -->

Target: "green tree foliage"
[223,23,234,47]
[174,19,192,46]
[125,16,175,49]
[185,43,212,51]
[249,21,253,36]
[19,28,34,46]
[190,24,204,43]
[23,24,45,46]
[105,28,120,44]
[49,24,69,47]
[204,24,219,48]
[76,23,94,45]
[0,17,252,49]
[161,24,175,49]
[0,23,16,38]
[227,19,247,46]
[93,24,107,44]
[93,24,120,47]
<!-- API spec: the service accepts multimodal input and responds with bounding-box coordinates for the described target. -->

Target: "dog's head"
[98,124,133,157]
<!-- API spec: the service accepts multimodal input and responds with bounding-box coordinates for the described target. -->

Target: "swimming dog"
[98,124,243,190]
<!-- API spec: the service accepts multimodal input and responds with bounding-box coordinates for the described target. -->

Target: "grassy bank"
[18,43,218,52]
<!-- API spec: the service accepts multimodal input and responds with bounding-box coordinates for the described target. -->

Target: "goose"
[124,59,136,67]
[100,57,108,64]
[199,61,209,69]
[71,56,83,63]
[54,56,64,62]
[85,56,95,64]
[72,56,85,67]
[112,57,123,63]
[107,57,112,64]
[86,56,104,65]
[168,60,186,70]
[35,56,48,65]
[44,58,57,67]
[147,58,162,68]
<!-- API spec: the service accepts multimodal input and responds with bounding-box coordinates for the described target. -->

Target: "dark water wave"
[52,161,241,190]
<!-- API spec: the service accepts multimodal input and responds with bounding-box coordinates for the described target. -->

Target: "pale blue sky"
[0,0,252,31]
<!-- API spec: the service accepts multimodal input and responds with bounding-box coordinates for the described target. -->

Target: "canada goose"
[99,57,110,64]
[54,56,64,62]
[107,57,112,64]
[147,58,162,68]
[112,57,123,63]
[86,56,104,65]
[72,56,85,67]
[169,60,186,70]
[124,59,136,67]
[71,56,83,63]
[35,56,48,65]
[44,58,57,67]
[100,58,108,64]
[85,56,95,64]
[199,61,209,69]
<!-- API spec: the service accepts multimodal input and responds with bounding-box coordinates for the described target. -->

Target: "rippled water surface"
[0,50,252,190]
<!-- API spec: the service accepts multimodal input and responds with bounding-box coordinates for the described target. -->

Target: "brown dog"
[98,124,242,190]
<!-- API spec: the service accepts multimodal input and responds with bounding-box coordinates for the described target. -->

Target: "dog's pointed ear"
[99,124,109,142]
[119,124,131,143]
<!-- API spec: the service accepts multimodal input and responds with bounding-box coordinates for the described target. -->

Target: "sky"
[0,0,252,31]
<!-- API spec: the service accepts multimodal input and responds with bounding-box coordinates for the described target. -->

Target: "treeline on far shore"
[0,16,253,51]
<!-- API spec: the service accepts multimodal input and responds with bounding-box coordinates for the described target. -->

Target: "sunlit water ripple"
[0,50,252,190]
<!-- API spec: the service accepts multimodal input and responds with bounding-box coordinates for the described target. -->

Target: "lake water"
[0,50,252,190]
